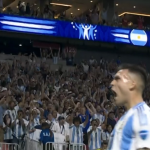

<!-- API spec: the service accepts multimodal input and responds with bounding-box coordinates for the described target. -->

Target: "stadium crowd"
[0,47,150,150]
[2,1,148,30]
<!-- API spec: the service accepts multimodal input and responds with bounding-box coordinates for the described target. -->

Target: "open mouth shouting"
[111,89,117,99]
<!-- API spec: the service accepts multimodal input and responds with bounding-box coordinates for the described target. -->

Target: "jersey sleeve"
[134,107,150,149]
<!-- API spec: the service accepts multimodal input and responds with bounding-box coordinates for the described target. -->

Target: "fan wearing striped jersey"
[107,64,150,150]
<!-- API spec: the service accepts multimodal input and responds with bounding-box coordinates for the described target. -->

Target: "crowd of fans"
[0,48,150,150]
[2,1,148,30]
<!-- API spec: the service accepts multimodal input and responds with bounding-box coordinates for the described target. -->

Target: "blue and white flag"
[130,29,147,46]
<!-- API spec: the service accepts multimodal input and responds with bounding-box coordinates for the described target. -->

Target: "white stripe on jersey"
[3,123,13,140]
[34,117,40,127]
[3,121,13,140]
[4,105,19,122]
[13,119,27,139]
[107,102,150,150]
[88,128,102,150]
[69,124,84,143]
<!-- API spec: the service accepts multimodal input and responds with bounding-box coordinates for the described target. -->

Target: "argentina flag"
[130,29,148,46]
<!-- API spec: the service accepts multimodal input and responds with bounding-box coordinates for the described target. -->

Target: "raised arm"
[75,23,79,28]
[87,25,91,29]
[83,107,89,127]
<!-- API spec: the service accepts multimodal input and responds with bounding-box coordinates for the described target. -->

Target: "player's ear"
[128,79,136,91]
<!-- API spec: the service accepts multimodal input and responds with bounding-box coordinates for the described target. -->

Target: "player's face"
[110,69,131,106]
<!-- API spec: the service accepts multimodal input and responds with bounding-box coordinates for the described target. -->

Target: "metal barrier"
[0,143,18,150]
[45,142,68,150]
[69,143,86,150]
[25,137,43,150]
[45,142,86,150]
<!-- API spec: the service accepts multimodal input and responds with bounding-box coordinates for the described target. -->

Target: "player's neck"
[126,93,143,110]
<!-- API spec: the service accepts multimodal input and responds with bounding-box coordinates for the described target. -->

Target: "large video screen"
[0,14,150,47]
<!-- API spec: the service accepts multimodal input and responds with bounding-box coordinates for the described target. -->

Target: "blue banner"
[0,14,150,47]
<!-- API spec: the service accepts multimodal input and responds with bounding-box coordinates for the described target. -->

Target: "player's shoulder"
[133,102,150,115]
[133,102,150,125]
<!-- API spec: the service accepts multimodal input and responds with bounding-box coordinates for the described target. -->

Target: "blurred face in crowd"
[91,120,98,130]
[59,119,65,125]
[101,123,106,131]
[107,125,112,133]
[32,109,37,117]
[59,94,64,100]
[52,110,57,118]
[109,112,115,120]
[78,93,83,99]
[74,120,80,127]
[18,111,23,119]
[30,78,37,87]
[48,113,53,121]
[80,107,86,115]
[35,102,39,109]
[18,79,23,86]
[96,105,101,113]
[9,101,15,110]
[111,69,131,106]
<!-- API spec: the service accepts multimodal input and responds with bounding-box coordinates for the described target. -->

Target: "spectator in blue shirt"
[39,122,54,150]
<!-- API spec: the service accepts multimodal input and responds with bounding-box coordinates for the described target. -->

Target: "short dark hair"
[73,117,81,124]
[117,64,147,91]
[91,119,98,124]
[41,122,50,129]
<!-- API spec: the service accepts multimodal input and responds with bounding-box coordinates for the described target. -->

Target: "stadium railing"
[45,142,68,150]
[45,142,86,150]
[0,142,18,150]
[69,143,86,150]
[25,137,43,150]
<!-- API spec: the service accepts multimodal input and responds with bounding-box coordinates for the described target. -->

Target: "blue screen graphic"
[0,14,150,47]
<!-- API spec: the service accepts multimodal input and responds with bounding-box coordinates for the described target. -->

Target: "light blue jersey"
[87,127,102,150]
[108,102,150,150]
[69,124,84,143]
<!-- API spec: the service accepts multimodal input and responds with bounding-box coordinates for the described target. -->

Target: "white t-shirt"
[46,120,57,132]
[55,122,69,137]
